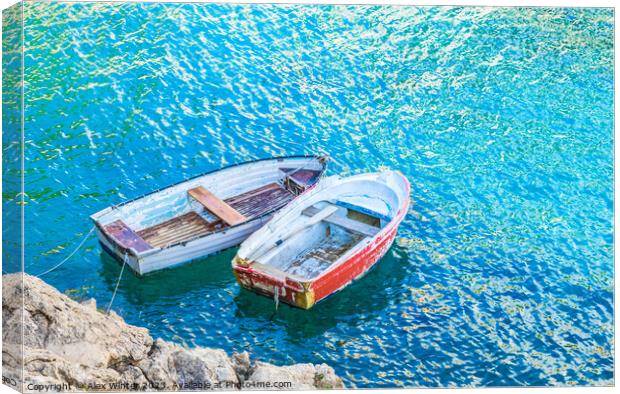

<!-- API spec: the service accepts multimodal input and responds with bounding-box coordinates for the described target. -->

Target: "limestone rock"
[2,273,344,391]
[231,352,251,383]
[247,362,344,390]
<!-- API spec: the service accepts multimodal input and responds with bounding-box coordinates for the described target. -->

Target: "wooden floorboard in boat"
[228,184,294,218]
[281,231,366,280]
[137,183,295,248]
[137,211,222,248]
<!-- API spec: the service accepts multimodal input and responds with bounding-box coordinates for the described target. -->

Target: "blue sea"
[6,2,615,387]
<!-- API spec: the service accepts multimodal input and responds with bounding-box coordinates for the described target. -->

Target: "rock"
[2,274,344,391]
[135,339,178,388]
[231,352,251,383]
[80,298,97,310]
[247,362,344,390]
[3,274,153,369]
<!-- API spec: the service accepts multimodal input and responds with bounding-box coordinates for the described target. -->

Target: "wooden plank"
[137,212,223,248]
[136,184,294,249]
[302,206,380,237]
[138,212,209,238]
[225,183,281,206]
[227,184,294,219]
[104,220,153,253]
[189,186,247,226]
[282,231,365,279]
[333,200,392,222]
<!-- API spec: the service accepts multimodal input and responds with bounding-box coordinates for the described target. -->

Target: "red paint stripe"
[311,226,398,302]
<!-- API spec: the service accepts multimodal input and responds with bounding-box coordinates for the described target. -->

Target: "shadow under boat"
[98,246,239,306]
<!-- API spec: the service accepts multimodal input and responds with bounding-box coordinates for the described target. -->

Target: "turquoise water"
[12,2,615,387]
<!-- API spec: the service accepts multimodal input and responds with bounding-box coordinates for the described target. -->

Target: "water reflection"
[99,247,238,305]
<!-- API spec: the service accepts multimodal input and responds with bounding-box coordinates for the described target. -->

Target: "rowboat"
[232,170,410,309]
[91,156,328,276]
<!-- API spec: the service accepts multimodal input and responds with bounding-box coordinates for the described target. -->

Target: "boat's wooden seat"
[302,205,380,237]
[103,219,153,253]
[188,186,247,226]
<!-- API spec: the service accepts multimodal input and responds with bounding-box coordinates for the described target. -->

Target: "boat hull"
[98,214,273,275]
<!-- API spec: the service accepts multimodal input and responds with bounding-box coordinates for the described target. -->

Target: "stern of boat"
[232,255,316,309]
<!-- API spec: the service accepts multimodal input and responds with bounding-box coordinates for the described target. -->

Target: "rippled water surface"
[15,2,614,387]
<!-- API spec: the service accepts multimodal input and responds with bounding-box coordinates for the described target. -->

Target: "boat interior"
[253,200,390,281]
[96,163,325,252]
[137,182,294,248]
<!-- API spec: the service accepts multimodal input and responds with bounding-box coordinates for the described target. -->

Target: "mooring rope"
[321,152,346,170]
[106,251,128,315]
[273,286,280,310]
[36,226,96,277]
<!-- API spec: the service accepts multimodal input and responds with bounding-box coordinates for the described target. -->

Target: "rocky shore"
[2,274,343,391]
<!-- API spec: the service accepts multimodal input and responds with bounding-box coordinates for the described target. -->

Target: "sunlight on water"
[16,3,613,387]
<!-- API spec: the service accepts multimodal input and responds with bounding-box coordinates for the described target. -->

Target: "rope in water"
[106,251,128,314]
[273,286,280,310]
[318,152,347,170]
[36,226,96,277]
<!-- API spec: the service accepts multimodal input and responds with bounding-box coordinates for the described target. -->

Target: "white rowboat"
[91,156,328,275]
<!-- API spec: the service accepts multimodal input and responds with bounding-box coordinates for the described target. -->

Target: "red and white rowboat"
[232,171,410,309]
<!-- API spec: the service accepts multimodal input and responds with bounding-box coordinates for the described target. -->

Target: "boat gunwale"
[92,155,328,257]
